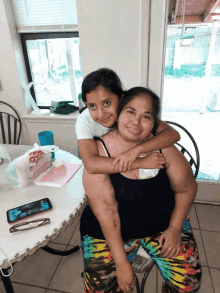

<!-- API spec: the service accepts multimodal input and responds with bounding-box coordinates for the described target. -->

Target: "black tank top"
[80,138,175,241]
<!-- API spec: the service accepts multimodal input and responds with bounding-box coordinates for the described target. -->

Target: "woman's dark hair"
[81,68,124,104]
[117,87,160,133]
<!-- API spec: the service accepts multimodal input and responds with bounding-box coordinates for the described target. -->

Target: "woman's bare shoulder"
[101,130,122,157]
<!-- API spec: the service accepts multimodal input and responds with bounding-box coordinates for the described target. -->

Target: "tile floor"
[1,203,220,293]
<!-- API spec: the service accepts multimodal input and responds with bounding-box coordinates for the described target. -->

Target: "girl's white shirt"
[75,108,112,139]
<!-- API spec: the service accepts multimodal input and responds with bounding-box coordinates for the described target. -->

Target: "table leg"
[1,269,14,293]
[41,245,80,256]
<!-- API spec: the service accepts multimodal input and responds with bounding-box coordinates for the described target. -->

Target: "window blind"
[10,0,78,33]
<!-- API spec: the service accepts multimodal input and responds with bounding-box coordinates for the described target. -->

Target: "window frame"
[20,31,79,109]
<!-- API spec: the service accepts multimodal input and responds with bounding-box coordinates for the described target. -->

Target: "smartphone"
[7,198,52,224]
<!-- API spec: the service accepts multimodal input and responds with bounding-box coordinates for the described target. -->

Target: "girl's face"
[118,95,154,143]
[86,86,120,128]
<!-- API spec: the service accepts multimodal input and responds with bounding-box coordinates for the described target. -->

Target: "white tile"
[195,204,220,232]
[201,231,220,269]
[46,291,64,293]
[199,267,214,293]
[49,246,84,293]
[69,219,81,247]
[137,264,157,293]
[193,229,208,266]
[10,243,64,287]
[210,268,220,293]
[188,203,200,229]
[157,266,164,293]
[0,281,46,293]
[50,214,81,245]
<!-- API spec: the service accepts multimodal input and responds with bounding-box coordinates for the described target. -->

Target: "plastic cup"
[38,131,55,158]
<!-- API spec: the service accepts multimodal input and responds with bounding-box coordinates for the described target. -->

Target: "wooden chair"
[131,121,200,293]
[0,101,22,145]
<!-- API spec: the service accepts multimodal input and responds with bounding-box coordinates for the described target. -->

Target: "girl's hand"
[158,227,182,259]
[116,261,136,293]
[140,152,166,169]
[112,148,140,173]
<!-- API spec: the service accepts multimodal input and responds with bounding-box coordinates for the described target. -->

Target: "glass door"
[148,0,220,183]
[161,22,220,181]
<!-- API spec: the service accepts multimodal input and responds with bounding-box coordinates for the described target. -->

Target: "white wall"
[0,0,143,151]
[76,0,142,90]
[0,0,32,144]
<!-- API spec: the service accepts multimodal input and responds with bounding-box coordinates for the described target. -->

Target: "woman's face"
[86,86,119,128]
[117,95,154,143]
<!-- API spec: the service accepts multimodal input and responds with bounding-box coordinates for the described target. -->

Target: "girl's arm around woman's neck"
[78,138,153,174]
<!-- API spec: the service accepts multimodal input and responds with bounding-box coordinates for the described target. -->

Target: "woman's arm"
[83,169,136,292]
[163,145,197,232]
[157,145,197,258]
[78,139,165,174]
[83,169,128,265]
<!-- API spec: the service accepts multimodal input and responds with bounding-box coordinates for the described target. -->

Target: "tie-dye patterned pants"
[81,217,202,293]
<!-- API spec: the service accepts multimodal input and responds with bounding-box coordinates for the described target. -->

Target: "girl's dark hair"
[81,68,124,103]
[118,87,160,133]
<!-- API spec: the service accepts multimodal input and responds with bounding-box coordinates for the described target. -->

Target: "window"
[10,0,82,108]
[148,0,220,183]
[20,32,82,108]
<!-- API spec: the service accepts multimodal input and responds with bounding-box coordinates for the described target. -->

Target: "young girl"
[75,68,180,174]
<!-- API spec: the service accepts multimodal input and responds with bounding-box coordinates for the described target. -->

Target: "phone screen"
[7,198,52,223]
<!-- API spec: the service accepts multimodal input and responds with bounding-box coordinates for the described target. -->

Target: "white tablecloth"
[0,145,86,269]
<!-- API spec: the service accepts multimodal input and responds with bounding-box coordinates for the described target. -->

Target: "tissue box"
[6,145,57,188]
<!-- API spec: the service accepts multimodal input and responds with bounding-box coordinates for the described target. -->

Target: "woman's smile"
[126,126,141,135]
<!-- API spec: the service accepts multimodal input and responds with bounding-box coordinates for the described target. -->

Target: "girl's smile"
[86,86,119,128]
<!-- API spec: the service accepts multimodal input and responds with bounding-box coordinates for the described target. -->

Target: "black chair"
[0,101,22,145]
[131,121,200,293]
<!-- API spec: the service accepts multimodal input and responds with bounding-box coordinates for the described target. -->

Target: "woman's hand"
[158,227,182,259]
[112,148,140,173]
[116,261,136,293]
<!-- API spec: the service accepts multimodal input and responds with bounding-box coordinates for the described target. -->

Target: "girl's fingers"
[112,158,118,167]
[119,160,123,172]
[123,162,126,173]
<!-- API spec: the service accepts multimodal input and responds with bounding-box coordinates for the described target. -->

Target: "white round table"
[0,145,86,292]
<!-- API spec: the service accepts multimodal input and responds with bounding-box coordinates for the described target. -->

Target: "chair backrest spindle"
[165,121,200,179]
[0,102,22,145]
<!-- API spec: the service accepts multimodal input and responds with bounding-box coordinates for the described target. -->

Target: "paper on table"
[34,162,82,187]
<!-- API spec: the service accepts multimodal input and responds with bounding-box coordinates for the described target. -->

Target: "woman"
[80,87,202,293]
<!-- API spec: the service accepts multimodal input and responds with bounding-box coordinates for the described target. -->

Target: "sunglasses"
[9,218,50,233]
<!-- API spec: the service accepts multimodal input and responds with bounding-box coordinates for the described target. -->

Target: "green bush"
[165,64,220,78]
[165,65,205,78]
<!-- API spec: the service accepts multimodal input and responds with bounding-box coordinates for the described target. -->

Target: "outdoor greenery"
[165,64,220,78]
